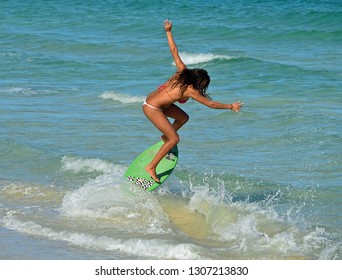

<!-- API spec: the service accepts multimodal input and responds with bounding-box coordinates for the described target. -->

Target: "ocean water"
[0,0,341,260]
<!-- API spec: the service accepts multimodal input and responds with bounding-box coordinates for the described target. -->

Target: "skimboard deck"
[124,141,178,191]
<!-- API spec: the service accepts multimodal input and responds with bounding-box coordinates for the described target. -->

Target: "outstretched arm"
[163,19,186,72]
[187,88,243,112]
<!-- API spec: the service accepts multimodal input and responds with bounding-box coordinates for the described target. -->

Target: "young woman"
[143,19,243,182]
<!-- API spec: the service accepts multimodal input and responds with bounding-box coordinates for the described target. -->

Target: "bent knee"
[184,113,190,124]
[179,113,189,125]
[169,134,180,146]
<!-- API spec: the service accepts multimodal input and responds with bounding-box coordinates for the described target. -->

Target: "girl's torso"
[146,80,189,109]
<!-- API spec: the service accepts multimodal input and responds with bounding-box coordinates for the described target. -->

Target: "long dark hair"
[170,68,210,98]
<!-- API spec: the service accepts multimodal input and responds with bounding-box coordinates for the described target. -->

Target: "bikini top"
[158,84,189,104]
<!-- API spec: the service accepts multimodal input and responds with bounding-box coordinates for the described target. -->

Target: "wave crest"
[61,155,124,174]
[176,52,233,66]
[99,92,144,104]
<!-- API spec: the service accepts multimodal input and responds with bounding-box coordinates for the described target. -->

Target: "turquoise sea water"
[0,0,341,259]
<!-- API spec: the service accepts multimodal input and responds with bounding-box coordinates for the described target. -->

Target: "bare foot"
[145,166,160,183]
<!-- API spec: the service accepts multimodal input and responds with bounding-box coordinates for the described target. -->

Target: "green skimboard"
[124,141,178,191]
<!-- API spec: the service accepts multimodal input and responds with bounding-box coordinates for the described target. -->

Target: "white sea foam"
[0,181,63,203]
[176,52,233,66]
[186,185,332,258]
[60,172,172,234]
[0,212,202,259]
[60,157,171,234]
[61,155,125,174]
[0,87,57,96]
[1,173,337,259]
[99,92,144,104]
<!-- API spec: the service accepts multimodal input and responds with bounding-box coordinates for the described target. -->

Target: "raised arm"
[163,19,186,72]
